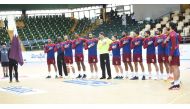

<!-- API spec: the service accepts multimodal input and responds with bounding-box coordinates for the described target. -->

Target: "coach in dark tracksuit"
[55,37,68,77]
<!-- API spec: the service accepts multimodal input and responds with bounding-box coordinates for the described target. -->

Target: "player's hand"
[48,47,52,50]
[64,44,69,48]
[135,41,139,45]
[112,45,117,49]
[76,41,80,45]
[148,41,153,45]
[157,39,163,43]
[123,40,128,44]
[168,56,172,62]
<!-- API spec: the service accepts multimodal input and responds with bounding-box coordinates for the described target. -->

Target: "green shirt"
[97,37,112,54]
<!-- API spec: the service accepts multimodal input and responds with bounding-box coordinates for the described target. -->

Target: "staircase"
[70,18,78,34]
[7,29,25,51]
[81,19,102,36]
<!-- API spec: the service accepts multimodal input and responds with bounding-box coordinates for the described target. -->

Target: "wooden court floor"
[0,60,190,104]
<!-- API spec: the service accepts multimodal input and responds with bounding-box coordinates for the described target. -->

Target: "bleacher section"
[0,8,187,51]
[16,15,75,51]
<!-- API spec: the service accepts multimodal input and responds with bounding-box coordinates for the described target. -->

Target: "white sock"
[142,72,145,76]
[116,73,119,76]
[125,72,128,77]
[131,72,134,77]
[79,71,82,75]
[174,80,179,85]
[135,72,138,77]
[175,80,180,85]
[48,71,51,76]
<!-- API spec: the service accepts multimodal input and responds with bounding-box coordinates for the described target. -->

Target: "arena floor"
[0,60,190,104]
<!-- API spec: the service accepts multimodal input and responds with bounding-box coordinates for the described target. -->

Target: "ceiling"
[0,4,101,11]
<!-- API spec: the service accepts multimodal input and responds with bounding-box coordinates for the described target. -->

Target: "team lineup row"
[44,22,181,90]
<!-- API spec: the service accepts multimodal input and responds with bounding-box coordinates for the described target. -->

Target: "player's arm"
[169,34,177,56]
[72,40,76,49]
[54,44,58,52]
[143,38,148,49]
[130,39,135,49]
[178,33,182,43]
[44,44,49,53]
[119,38,124,48]
[108,43,112,51]
[84,41,88,50]
[154,36,159,47]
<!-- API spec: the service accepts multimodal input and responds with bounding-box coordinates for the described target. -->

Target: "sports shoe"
[171,81,182,85]
[100,77,106,79]
[107,77,112,80]
[119,76,124,79]
[114,76,119,79]
[130,76,138,80]
[55,75,58,79]
[142,75,146,80]
[169,84,180,90]
[46,76,51,79]
[76,74,82,79]
[16,80,19,82]
[82,74,87,79]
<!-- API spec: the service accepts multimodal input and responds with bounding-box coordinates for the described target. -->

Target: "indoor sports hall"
[0,4,190,104]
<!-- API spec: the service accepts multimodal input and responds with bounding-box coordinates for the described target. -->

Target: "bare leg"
[139,62,145,72]
[118,65,123,74]
[148,63,151,74]
[159,63,164,74]
[81,61,86,71]
[127,62,134,72]
[153,63,159,73]
[134,62,138,73]
[90,63,93,73]
[76,62,81,71]
[164,63,170,74]
[94,63,98,73]
[124,62,128,72]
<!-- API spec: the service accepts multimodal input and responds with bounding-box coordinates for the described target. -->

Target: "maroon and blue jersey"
[120,36,132,54]
[44,44,55,59]
[54,42,64,55]
[143,37,156,55]
[72,37,86,56]
[84,38,98,57]
[154,34,167,55]
[62,40,73,57]
[109,41,121,57]
[131,37,144,55]
[168,31,181,57]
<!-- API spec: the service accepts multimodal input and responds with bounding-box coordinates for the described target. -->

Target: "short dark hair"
[1,42,6,46]
[134,30,139,35]
[99,32,106,37]
[169,22,177,31]
[145,31,150,35]
[157,28,162,33]
[113,35,117,39]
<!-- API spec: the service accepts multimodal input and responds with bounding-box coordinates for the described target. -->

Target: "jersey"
[62,40,73,57]
[72,37,86,56]
[120,36,132,54]
[143,37,156,55]
[44,43,55,59]
[131,36,144,55]
[168,31,181,57]
[54,42,64,55]
[154,34,167,55]
[84,38,98,57]
[109,41,121,57]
